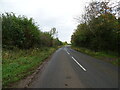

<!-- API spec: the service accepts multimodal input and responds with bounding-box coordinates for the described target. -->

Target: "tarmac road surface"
[29,46,118,88]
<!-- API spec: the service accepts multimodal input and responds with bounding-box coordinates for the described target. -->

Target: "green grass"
[2,47,58,87]
[71,46,119,66]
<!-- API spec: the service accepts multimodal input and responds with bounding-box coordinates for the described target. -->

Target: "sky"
[0,0,119,43]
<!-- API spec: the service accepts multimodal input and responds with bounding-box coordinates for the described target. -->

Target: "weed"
[2,47,57,87]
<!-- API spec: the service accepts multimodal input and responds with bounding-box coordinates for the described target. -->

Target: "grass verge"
[71,46,119,66]
[2,47,59,87]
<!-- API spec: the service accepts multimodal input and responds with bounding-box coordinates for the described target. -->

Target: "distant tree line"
[2,13,63,49]
[71,1,120,55]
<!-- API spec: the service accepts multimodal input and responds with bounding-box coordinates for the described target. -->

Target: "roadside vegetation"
[2,47,59,87]
[71,1,120,66]
[72,46,119,66]
[1,13,63,87]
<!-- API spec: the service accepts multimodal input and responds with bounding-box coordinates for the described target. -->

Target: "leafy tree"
[71,1,119,54]
[49,27,58,38]
[2,13,62,49]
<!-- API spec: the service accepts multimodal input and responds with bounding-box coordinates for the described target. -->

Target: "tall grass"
[2,47,57,87]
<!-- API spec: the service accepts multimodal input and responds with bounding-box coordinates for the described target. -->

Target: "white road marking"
[65,49,70,55]
[71,57,87,71]
[67,52,70,55]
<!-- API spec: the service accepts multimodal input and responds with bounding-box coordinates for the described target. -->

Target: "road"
[29,46,118,88]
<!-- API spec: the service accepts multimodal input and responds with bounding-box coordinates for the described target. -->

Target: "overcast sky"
[0,0,118,43]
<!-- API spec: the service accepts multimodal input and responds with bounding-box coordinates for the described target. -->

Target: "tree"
[71,1,119,53]
[2,13,62,49]
[49,27,58,38]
